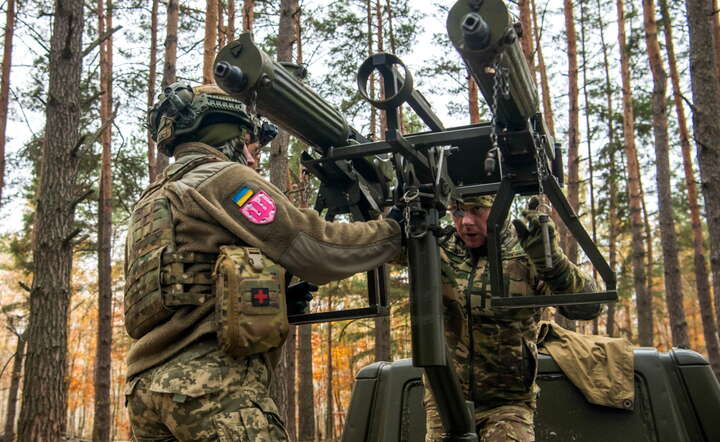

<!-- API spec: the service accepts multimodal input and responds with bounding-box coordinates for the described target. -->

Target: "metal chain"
[534,131,548,197]
[489,62,500,154]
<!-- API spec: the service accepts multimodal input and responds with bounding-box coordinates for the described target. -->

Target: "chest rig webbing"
[124,155,220,339]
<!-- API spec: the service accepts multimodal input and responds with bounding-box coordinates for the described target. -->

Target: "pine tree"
[147,0,159,181]
[203,0,218,84]
[267,0,299,436]
[92,0,114,439]
[685,0,720,360]
[641,0,689,348]
[156,0,179,173]
[0,0,15,205]
[17,0,86,437]
[659,0,720,377]
[617,0,651,346]
[2,327,25,442]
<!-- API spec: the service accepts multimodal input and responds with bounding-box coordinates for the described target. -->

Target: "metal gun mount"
[213,0,617,439]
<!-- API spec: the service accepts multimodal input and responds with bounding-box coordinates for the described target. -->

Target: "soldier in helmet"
[124,82,402,441]
[424,195,600,442]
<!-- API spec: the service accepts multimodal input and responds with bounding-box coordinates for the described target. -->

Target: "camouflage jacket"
[124,143,401,379]
[438,229,596,410]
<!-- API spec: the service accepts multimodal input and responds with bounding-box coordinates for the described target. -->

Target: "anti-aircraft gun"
[213,0,617,439]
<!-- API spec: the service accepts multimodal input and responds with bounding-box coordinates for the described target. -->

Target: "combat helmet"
[148,82,276,157]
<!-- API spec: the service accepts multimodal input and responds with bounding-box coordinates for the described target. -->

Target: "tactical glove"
[512,197,561,274]
[513,197,601,320]
[286,280,318,316]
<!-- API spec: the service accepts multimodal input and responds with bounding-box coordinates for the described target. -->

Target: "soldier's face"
[452,205,490,249]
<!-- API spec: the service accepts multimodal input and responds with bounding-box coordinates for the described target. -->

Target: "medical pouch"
[213,246,288,359]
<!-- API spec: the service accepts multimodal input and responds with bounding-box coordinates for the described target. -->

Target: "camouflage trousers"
[425,400,535,442]
[125,340,288,441]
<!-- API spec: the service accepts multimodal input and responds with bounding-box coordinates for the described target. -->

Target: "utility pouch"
[213,246,288,359]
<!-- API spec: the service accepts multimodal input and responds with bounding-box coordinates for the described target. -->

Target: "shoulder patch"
[232,188,276,224]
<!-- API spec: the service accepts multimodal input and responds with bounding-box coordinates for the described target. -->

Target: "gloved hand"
[511,197,561,273]
[286,280,318,316]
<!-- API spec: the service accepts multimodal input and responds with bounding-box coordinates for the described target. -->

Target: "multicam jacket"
[438,230,597,410]
[124,142,401,379]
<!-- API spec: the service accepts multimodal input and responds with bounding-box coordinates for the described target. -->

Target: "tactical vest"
[124,156,219,339]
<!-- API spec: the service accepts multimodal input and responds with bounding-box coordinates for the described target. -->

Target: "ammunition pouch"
[124,155,221,340]
[213,246,288,359]
[124,242,216,339]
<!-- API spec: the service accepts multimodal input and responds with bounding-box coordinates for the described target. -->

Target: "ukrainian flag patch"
[231,187,254,207]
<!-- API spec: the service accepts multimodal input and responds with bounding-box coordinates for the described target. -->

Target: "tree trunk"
[531,0,555,138]
[294,22,314,441]
[469,76,480,124]
[660,0,720,376]
[147,0,159,181]
[203,0,218,84]
[92,0,114,440]
[374,312,391,362]
[157,0,178,172]
[375,0,386,135]
[616,0,651,346]
[641,0,689,348]
[0,0,15,205]
[686,0,720,362]
[218,1,225,50]
[579,0,598,309]
[713,0,720,83]
[297,323,315,441]
[325,292,334,441]
[3,334,25,441]
[593,0,619,337]
[17,0,84,437]
[578,0,596,254]
[366,0,377,139]
[267,0,298,436]
[242,0,254,32]
[227,0,236,41]
[95,0,114,438]
[563,0,580,265]
[579,0,603,334]
[518,0,534,77]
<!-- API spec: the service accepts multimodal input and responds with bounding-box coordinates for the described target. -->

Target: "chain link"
[489,62,500,154]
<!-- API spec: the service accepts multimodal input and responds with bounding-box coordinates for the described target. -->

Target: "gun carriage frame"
[213,0,617,439]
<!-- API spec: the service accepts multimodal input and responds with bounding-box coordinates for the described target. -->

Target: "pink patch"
[240,191,276,224]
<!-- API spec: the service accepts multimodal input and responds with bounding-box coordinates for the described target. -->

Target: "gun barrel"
[213,33,355,153]
[447,0,539,130]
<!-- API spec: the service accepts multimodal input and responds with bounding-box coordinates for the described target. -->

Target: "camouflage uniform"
[126,339,288,441]
[124,142,401,441]
[425,213,597,441]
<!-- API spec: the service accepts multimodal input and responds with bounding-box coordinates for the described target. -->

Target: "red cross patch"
[251,288,271,306]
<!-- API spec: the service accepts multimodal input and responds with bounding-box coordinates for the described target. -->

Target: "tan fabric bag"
[538,321,635,409]
[213,246,289,359]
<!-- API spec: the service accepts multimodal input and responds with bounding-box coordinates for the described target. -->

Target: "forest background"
[0,0,718,440]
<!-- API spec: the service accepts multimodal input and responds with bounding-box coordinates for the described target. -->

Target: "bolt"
[503,29,517,45]
[259,74,272,88]
[230,42,244,57]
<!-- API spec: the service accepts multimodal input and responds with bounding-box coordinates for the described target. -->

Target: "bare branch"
[81,25,123,59]
[70,107,118,156]
[63,228,83,246]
